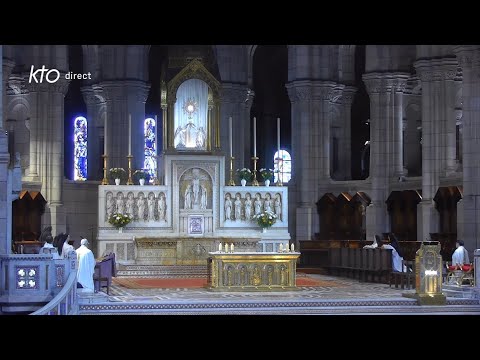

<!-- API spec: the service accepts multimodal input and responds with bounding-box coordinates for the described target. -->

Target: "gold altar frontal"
[207,252,301,291]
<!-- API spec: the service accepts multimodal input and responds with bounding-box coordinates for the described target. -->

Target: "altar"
[207,251,300,291]
[96,59,291,266]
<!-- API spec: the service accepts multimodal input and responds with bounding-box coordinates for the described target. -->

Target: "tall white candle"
[219,242,222,252]
[253,117,257,157]
[277,117,281,155]
[104,112,108,156]
[229,116,233,157]
[128,114,132,155]
[154,115,158,155]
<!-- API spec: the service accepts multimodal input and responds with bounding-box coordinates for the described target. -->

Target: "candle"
[279,243,283,252]
[277,117,281,156]
[104,112,108,156]
[224,243,228,253]
[154,115,158,155]
[230,243,234,253]
[291,243,294,252]
[285,243,289,252]
[219,242,222,252]
[128,114,132,155]
[229,116,233,157]
[253,117,257,157]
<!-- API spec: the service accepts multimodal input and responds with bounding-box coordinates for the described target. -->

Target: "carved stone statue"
[125,192,135,218]
[200,185,208,209]
[116,192,125,214]
[244,193,252,220]
[136,193,146,221]
[234,194,242,221]
[274,194,282,221]
[224,194,232,221]
[106,192,115,219]
[254,194,262,215]
[158,193,166,221]
[147,193,156,221]
[264,193,272,213]
[184,186,192,209]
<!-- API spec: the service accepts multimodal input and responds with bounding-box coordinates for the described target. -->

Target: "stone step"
[442,284,477,299]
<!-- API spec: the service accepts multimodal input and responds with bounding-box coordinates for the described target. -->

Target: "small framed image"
[188,215,204,236]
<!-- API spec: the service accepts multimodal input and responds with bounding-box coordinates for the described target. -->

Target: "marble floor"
[79,274,480,315]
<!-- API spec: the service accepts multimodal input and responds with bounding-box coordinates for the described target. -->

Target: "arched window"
[73,116,87,181]
[274,149,291,183]
[144,117,156,182]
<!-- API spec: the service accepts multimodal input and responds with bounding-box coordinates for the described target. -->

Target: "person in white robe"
[61,234,75,258]
[452,240,469,266]
[76,238,96,292]
[377,237,406,272]
[38,234,62,259]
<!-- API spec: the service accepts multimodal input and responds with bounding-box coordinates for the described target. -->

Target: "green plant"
[236,168,252,181]
[252,210,277,228]
[133,169,147,180]
[109,167,126,180]
[108,213,132,229]
[259,168,274,180]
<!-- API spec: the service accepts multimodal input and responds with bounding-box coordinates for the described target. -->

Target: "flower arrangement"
[252,210,277,229]
[236,168,252,181]
[259,168,274,180]
[108,213,132,229]
[109,167,126,180]
[133,169,148,180]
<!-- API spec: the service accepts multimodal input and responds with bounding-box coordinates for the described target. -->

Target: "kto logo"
[28,65,60,84]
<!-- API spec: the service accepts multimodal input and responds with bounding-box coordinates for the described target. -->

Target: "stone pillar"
[454,46,480,253]
[474,249,479,293]
[362,73,409,239]
[0,45,8,254]
[2,56,15,131]
[414,58,458,240]
[286,80,341,241]
[336,86,356,180]
[100,81,150,172]
[219,83,253,179]
[81,87,103,180]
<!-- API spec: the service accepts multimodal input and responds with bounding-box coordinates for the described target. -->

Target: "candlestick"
[101,154,109,185]
[251,156,259,186]
[224,243,228,253]
[229,116,233,157]
[230,243,234,253]
[277,117,281,157]
[104,112,108,156]
[291,243,295,252]
[228,156,235,186]
[126,155,133,185]
[219,242,222,252]
[253,117,257,157]
[128,114,132,155]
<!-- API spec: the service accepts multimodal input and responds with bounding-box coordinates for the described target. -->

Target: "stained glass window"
[274,150,291,183]
[73,116,87,181]
[144,117,156,182]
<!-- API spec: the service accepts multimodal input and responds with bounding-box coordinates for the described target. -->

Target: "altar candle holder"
[228,156,236,186]
[251,156,259,186]
[127,155,134,185]
[101,155,109,185]
[276,157,283,187]
[152,155,161,185]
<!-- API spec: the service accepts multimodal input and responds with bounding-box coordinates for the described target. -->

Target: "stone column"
[336,86,356,180]
[81,87,103,180]
[100,80,150,172]
[414,58,458,241]
[25,76,70,236]
[454,46,480,253]
[2,56,15,131]
[219,83,253,179]
[286,80,341,241]
[0,46,8,254]
[362,72,409,239]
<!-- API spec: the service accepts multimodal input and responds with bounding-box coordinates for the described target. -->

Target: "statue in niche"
[106,192,115,219]
[147,193,156,221]
[224,194,232,221]
[174,126,187,147]
[244,193,252,220]
[158,193,166,221]
[125,192,135,218]
[280,265,287,285]
[196,126,206,148]
[254,193,262,215]
[116,192,125,215]
[182,168,209,210]
[274,194,282,221]
[240,266,247,286]
[234,194,242,221]
[264,193,272,213]
[137,193,146,221]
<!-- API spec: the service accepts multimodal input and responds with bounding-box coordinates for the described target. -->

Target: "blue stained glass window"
[144,117,156,182]
[73,116,87,181]
[274,150,291,184]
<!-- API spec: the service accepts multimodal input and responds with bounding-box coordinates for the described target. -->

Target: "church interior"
[0,44,479,315]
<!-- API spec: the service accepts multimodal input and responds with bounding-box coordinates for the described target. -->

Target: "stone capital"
[453,45,480,69]
[7,75,28,95]
[23,72,70,95]
[99,80,150,102]
[414,58,458,82]
[2,57,15,81]
[362,72,410,94]
[286,80,341,103]
[338,85,357,106]
[220,83,251,104]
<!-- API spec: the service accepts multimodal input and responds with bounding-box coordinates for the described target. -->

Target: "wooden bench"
[93,253,116,295]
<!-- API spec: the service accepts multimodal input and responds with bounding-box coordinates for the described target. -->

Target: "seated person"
[451,240,470,267]
[38,234,62,259]
[377,237,406,272]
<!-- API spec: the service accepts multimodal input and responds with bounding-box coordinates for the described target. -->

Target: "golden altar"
[207,252,300,291]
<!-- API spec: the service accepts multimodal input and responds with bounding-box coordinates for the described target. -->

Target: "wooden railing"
[30,271,78,315]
